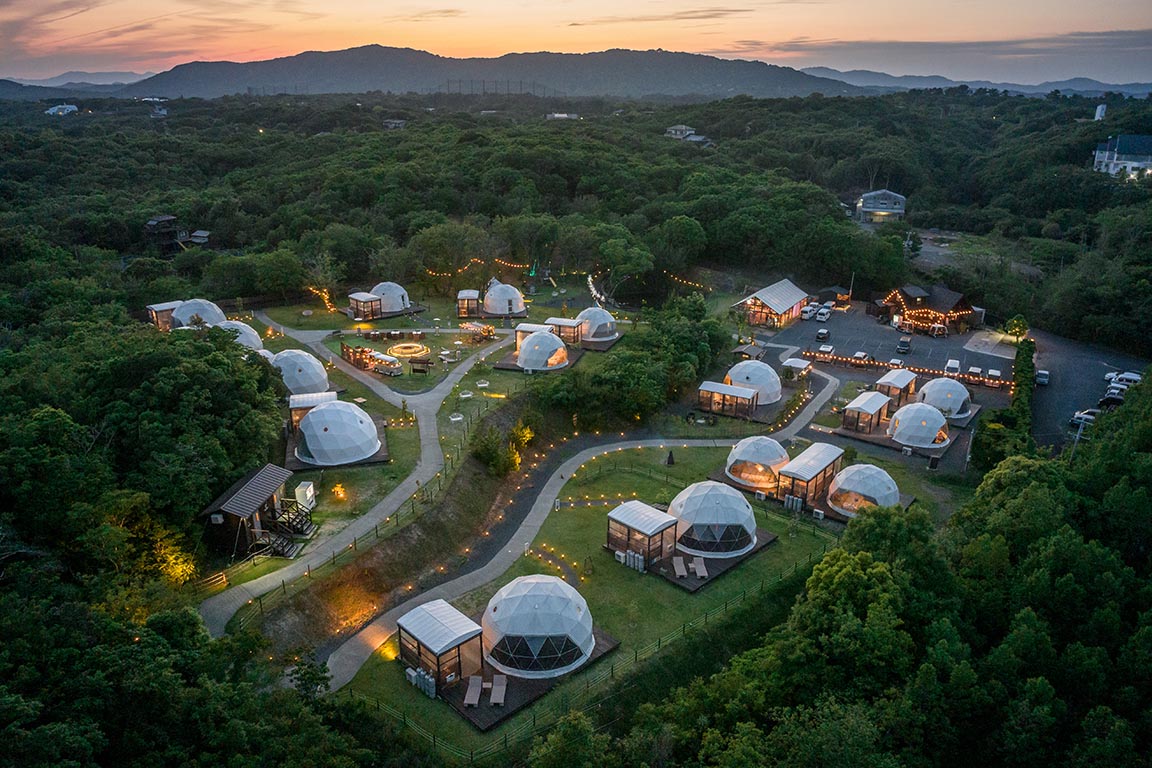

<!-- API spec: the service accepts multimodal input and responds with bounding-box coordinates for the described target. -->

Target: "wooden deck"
[283,413,391,471]
[651,528,778,593]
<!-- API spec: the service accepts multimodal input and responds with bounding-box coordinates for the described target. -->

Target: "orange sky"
[3,0,1151,81]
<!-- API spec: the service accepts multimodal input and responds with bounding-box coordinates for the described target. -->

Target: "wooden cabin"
[200,464,314,559]
[875,368,918,407]
[348,291,383,321]
[146,300,184,332]
[841,391,891,433]
[456,289,481,318]
[732,279,809,329]
[546,317,583,345]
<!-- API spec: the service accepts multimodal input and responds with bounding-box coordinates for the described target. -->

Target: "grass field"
[348,446,834,750]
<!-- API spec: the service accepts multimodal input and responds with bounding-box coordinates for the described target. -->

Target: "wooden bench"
[673,556,688,579]
[490,674,507,706]
[692,557,709,579]
[463,675,482,707]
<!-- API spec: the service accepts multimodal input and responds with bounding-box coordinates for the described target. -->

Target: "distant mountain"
[0,79,79,101]
[13,70,152,87]
[121,46,867,99]
[802,67,1152,97]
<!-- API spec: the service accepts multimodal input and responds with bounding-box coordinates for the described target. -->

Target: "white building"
[733,279,810,329]
[664,124,695,139]
[856,189,906,222]
[1093,135,1152,178]
[295,401,380,466]
[482,575,595,679]
[45,104,78,116]
[483,279,526,316]
[827,465,900,518]
[724,359,782,405]
[917,377,972,418]
[668,481,757,559]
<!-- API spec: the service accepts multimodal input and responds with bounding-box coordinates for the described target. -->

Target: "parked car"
[1035,369,1050,385]
[896,336,912,354]
[818,344,835,356]
[889,358,905,368]
[801,305,817,320]
[815,328,830,341]
[816,308,832,322]
[987,369,1003,388]
[967,366,983,378]
[1116,372,1143,386]
[822,300,836,310]
[1069,408,1100,427]
[1105,387,1127,400]
[852,351,870,366]
[944,359,961,377]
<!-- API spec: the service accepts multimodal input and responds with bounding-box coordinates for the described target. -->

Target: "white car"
[944,359,961,376]
[1069,409,1100,427]
[816,308,832,322]
[801,305,817,320]
[987,369,1003,388]
[818,344,835,356]
[967,366,983,378]
[889,358,905,368]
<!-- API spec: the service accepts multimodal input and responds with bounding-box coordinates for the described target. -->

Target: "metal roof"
[734,279,809,315]
[783,357,811,371]
[699,381,758,399]
[780,443,844,482]
[348,291,380,301]
[845,391,891,415]
[876,369,917,389]
[289,391,337,410]
[397,599,481,656]
[608,500,676,536]
[545,317,583,327]
[203,464,293,520]
[457,289,480,299]
[147,300,184,312]
[515,323,554,334]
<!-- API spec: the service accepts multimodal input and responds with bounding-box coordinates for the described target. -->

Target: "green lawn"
[348,446,833,749]
[317,334,502,395]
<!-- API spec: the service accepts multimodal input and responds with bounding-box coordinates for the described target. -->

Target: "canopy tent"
[215,320,264,351]
[724,436,790,491]
[575,306,618,341]
[724,359,782,405]
[482,575,595,679]
[171,298,226,328]
[668,481,757,559]
[917,377,973,418]
[295,401,380,466]
[827,464,900,518]
[272,350,329,395]
[782,357,811,377]
[887,403,950,448]
[517,331,568,372]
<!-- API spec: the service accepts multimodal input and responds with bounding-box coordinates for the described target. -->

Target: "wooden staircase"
[272,499,317,539]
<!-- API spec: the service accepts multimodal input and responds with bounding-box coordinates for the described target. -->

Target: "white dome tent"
[171,298,226,328]
[827,465,900,518]
[368,281,411,313]
[575,306,618,341]
[272,350,329,395]
[917,377,973,418]
[215,320,264,351]
[255,349,276,362]
[724,436,790,491]
[668,481,757,559]
[724,360,782,405]
[887,403,950,448]
[517,331,568,372]
[295,401,380,466]
[482,575,595,679]
[483,279,526,316]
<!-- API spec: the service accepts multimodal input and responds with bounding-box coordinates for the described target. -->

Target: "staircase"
[264,531,305,559]
[271,499,317,538]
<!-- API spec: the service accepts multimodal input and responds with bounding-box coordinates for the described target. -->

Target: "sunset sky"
[2,0,1150,83]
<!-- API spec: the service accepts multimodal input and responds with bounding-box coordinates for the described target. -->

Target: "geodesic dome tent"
[917,377,973,418]
[517,331,568,372]
[724,359,782,405]
[272,350,329,395]
[483,280,526,315]
[368,281,411,313]
[827,464,900,518]
[724,436,791,491]
[215,320,264,351]
[575,306,618,341]
[887,403,950,448]
[254,349,276,362]
[171,298,226,328]
[482,575,595,679]
[295,400,380,466]
[668,481,757,559]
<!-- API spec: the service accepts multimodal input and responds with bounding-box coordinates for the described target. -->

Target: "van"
[1035,369,1050,385]
[1116,372,1143,387]
[816,308,832,322]
[801,305,817,320]
[896,336,912,354]
[944,359,961,377]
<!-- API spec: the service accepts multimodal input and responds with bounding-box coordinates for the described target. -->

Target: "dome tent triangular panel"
[483,279,526,315]
[724,436,790,490]
[724,360,782,405]
[272,349,330,395]
[295,400,380,466]
[917,377,972,417]
[215,320,264,351]
[171,298,226,328]
[827,464,900,518]
[575,306,618,341]
[368,281,411,313]
[887,402,950,448]
[516,331,568,372]
[668,481,757,558]
[481,575,595,679]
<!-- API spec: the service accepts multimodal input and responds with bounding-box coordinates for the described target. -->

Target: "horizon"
[1,1,1150,83]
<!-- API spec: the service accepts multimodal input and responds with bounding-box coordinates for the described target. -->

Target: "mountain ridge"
[801,66,1152,96]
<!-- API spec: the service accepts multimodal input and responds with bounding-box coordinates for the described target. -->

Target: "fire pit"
[387,342,431,358]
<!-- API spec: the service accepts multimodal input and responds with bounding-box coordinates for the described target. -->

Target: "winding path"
[196,314,514,637]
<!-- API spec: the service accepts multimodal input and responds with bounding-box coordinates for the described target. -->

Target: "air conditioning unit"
[209,514,224,525]
[614,550,626,564]
[445,672,456,684]
[813,509,825,520]
[901,446,913,456]
[754,490,766,501]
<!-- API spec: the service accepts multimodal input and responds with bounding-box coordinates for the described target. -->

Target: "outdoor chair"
[692,557,709,579]
[491,675,507,706]
[673,557,688,578]
[463,675,482,707]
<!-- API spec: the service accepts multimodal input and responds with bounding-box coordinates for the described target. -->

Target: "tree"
[304,250,346,296]
[1006,314,1029,342]
[528,712,612,768]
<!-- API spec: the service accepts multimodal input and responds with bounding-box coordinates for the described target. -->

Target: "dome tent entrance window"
[295,400,380,466]
[482,575,595,679]
[724,359,782,405]
[827,464,900,518]
[668,481,757,559]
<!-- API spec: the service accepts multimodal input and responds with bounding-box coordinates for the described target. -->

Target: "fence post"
[281,580,286,595]
[257,595,264,616]
[375,524,379,538]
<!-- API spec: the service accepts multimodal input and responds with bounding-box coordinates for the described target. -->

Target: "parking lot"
[766,303,1016,377]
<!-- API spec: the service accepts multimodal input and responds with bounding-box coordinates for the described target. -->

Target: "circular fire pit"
[387,341,431,358]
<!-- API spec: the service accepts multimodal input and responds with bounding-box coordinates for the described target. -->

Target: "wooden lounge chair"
[673,556,688,579]
[490,674,507,706]
[463,675,482,707]
[692,557,709,579]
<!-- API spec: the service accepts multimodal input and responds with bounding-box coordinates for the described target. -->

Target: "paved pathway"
[196,315,513,636]
[323,363,839,690]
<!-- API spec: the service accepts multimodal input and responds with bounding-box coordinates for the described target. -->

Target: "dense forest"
[1,88,1150,765]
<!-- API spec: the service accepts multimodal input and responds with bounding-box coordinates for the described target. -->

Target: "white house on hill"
[856,190,906,222]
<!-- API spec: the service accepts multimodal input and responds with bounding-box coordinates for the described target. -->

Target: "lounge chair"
[692,557,708,579]
[463,675,482,707]
[673,557,688,579]
[491,674,507,706]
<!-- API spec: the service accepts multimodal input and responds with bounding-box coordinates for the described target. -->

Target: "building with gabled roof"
[883,284,975,333]
[733,279,809,329]
[1093,135,1152,177]
[856,189,906,222]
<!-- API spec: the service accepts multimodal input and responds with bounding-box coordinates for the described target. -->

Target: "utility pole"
[1068,419,1087,462]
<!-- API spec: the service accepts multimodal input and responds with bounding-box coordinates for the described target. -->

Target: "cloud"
[569,7,755,26]
[381,8,464,23]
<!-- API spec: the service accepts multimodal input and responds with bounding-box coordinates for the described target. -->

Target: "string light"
[307,286,338,312]
[662,270,711,292]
